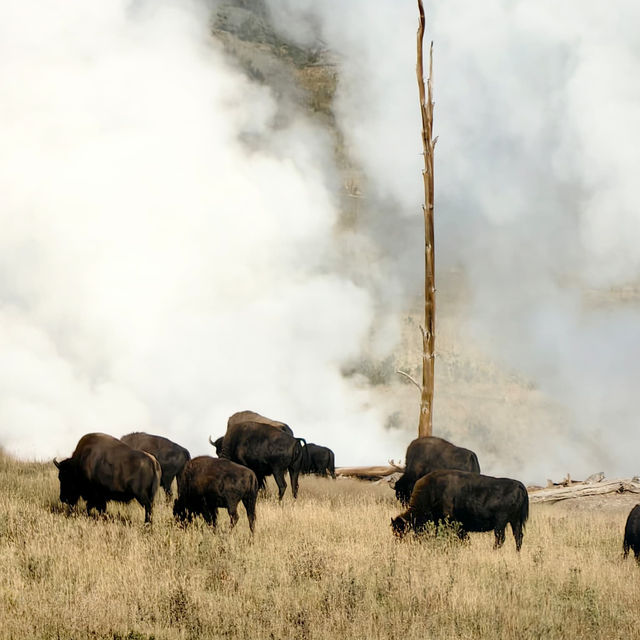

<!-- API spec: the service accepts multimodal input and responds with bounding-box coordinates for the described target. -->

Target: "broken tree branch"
[396,369,422,392]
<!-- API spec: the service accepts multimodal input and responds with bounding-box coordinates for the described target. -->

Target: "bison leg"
[87,497,107,518]
[494,527,506,549]
[289,468,300,499]
[135,494,154,524]
[203,505,218,529]
[243,495,257,534]
[511,521,524,552]
[161,474,174,498]
[256,475,268,495]
[227,502,240,529]
[273,468,288,501]
[173,498,187,522]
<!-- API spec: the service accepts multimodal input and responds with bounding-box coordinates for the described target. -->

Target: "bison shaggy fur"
[394,436,480,505]
[54,432,161,523]
[391,469,528,551]
[173,456,258,533]
[120,432,190,497]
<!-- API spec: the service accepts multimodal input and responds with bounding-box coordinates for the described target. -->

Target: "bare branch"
[396,369,422,392]
[388,459,406,472]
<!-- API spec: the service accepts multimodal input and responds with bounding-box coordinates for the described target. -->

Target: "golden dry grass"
[1,449,640,640]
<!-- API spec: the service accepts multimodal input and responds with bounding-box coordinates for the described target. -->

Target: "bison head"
[390,515,410,538]
[53,457,81,506]
[208,435,223,457]
[393,475,412,506]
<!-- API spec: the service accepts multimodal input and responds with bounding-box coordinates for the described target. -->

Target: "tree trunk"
[417,0,436,438]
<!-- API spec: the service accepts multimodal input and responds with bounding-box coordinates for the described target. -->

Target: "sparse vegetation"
[1,450,640,639]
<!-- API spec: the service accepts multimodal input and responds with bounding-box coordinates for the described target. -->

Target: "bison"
[391,469,528,551]
[219,421,306,500]
[120,432,190,497]
[623,504,640,561]
[227,410,294,436]
[173,456,258,532]
[394,436,480,505]
[302,443,336,478]
[53,432,161,523]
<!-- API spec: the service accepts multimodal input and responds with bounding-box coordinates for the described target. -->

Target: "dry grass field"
[2,450,640,640]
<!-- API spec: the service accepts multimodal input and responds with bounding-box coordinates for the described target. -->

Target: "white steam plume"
[267,0,640,482]
[0,0,409,463]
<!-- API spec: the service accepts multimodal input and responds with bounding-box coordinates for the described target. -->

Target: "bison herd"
[52,412,640,558]
[53,410,334,531]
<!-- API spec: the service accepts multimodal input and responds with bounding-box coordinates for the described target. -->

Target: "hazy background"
[2,0,639,483]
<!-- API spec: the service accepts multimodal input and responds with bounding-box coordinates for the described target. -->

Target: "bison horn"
[53,457,60,469]
[208,435,215,446]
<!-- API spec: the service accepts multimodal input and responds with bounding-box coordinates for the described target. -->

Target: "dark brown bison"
[219,421,306,500]
[302,443,336,478]
[120,432,190,497]
[391,469,528,551]
[173,456,258,532]
[623,504,640,561]
[227,410,294,436]
[394,436,480,505]
[53,432,161,523]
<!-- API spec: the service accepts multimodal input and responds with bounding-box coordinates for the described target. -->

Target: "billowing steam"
[2,0,640,483]
[0,0,407,463]
[266,0,640,481]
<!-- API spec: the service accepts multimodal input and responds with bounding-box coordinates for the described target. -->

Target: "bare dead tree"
[398,1,436,438]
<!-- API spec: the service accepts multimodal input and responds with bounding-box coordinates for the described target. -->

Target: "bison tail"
[293,439,307,471]
[328,450,336,479]
[175,465,187,497]
[150,457,162,502]
[519,485,529,529]
[244,473,259,533]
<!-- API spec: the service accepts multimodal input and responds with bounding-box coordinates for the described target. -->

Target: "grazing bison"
[623,504,640,561]
[173,456,258,532]
[391,470,528,550]
[394,436,480,505]
[219,421,306,500]
[120,432,190,497]
[227,410,294,436]
[53,433,161,523]
[302,443,336,478]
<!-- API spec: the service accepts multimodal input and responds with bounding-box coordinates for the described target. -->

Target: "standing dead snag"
[396,1,436,438]
[417,0,436,438]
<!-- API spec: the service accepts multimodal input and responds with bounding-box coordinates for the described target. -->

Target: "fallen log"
[335,465,400,481]
[528,479,640,504]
